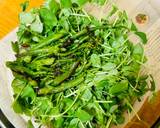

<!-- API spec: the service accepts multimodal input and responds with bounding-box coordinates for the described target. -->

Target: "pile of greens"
[6,0,155,128]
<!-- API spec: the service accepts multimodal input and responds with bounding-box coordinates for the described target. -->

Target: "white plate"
[0,28,26,128]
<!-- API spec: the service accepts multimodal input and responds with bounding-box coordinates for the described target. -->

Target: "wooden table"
[0,0,160,128]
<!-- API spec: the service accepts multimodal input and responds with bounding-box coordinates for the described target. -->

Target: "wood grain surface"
[125,91,160,128]
[0,0,160,128]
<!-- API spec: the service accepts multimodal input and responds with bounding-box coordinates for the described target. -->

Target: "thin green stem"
[95,100,113,104]
[106,116,113,128]
[43,94,79,119]
[82,9,91,21]
[126,99,141,121]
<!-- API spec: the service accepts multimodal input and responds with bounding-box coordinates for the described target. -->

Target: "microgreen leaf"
[116,115,125,124]
[30,15,43,33]
[107,5,118,17]
[150,75,156,91]
[75,108,93,122]
[60,0,72,8]
[102,63,116,71]
[20,1,29,12]
[133,43,144,55]
[131,22,138,31]
[68,118,79,128]
[109,80,128,95]
[21,85,36,100]
[27,120,34,128]
[11,41,19,54]
[19,12,35,24]
[90,54,101,68]
[72,0,89,6]
[91,0,107,5]
[45,0,60,14]
[11,78,26,94]
[132,43,144,61]
[12,100,23,114]
[40,8,57,30]
[110,105,118,113]
[81,88,92,101]
[135,31,147,44]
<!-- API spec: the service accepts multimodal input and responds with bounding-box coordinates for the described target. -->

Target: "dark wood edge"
[125,91,160,128]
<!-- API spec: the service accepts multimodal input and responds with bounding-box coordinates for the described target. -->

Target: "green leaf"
[109,80,128,95]
[91,17,101,27]
[96,80,109,88]
[132,43,144,61]
[90,54,101,68]
[30,15,43,33]
[27,120,34,128]
[68,118,79,128]
[12,100,23,114]
[20,1,29,12]
[131,22,137,31]
[60,0,72,8]
[11,41,19,54]
[102,63,116,71]
[150,75,156,91]
[135,31,147,44]
[122,66,137,76]
[116,115,125,124]
[34,97,53,115]
[23,55,32,63]
[40,8,57,29]
[98,0,107,5]
[45,0,60,14]
[50,107,60,115]
[19,12,35,24]
[93,102,104,124]
[59,17,69,31]
[28,79,38,87]
[108,69,118,76]
[21,85,36,100]
[107,5,118,17]
[91,0,107,5]
[81,88,92,101]
[11,78,27,94]
[133,43,144,55]
[54,117,64,127]
[72,0,89,6]
[75,108,92,122]
[85,72,95,83]
[109,105,118,113]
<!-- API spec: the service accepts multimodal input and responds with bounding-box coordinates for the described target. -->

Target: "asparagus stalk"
[31,30,68,50]
[53,61,80,85]
[6,61,48,78]
[38,74,84,94]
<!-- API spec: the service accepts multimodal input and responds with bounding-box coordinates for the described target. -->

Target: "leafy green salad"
[6,0,155,128]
